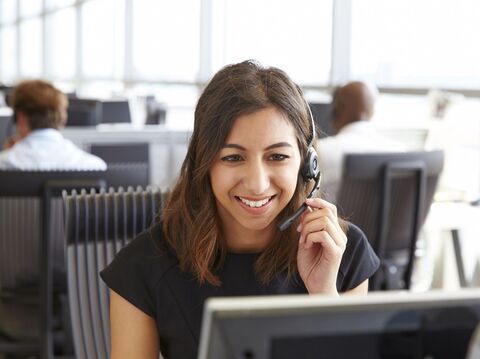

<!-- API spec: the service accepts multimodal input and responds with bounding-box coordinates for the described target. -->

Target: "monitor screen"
[0,109,13,146]
[198,289,480,359]
[309,102,333,138]
[67,98,102,127]
[101,99,131,124]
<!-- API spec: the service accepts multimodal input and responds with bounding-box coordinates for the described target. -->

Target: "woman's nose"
[243,160,270,195]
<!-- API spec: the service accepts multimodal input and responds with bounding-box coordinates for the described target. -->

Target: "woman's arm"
[110,290,160,359]
[343,279,369,295]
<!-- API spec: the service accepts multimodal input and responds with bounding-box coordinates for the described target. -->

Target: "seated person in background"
[318,81,405,203]
[100,60,380,359]
[0,79,106,170]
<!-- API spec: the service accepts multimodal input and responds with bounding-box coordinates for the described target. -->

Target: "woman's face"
[210,106,302,239]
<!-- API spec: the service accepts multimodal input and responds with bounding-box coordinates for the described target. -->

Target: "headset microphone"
[277,101,321,231]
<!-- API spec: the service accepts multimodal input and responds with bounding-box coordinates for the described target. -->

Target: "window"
[219,0,333,85]
[19,18,42,77]
[81,0,124,79]
[20,0,42,17]
[45,7,75,79]
[0,26,17,82]
[45,0,75,11]
[351,0,480,89]
[131,0,200,81]
[0,0,17,24]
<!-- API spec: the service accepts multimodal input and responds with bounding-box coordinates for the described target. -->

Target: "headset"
[277,101,322,231]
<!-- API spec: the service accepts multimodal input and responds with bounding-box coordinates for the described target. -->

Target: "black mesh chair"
[63,187,163,359]
[335,151,444,291]
[0,165,150,359]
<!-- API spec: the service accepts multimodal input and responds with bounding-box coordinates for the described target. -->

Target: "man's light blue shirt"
[0,128,107,170]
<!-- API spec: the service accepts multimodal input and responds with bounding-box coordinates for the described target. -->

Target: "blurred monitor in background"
[67,98,102,127]
[309,102,333,138]
[145,96,167,125]
[101,99,132,124]
[0,108,12,146]
[0,85,15,107]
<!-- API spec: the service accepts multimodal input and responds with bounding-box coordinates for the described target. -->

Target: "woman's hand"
[296,198,347,295]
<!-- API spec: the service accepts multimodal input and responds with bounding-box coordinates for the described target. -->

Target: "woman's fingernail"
[296,224,302,232]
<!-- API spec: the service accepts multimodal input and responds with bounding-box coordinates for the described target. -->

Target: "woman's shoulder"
[345,221,367,243]
[343,220,379,262]
[337,221,380,291]
[101,221,178,287]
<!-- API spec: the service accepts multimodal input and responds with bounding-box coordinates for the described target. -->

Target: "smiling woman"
[210,107,301,253]
[100,60,380,359]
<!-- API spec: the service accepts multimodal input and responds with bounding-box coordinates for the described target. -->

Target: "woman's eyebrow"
[222,143,246,150]
[221,142,293,150]
[264,142,293,150]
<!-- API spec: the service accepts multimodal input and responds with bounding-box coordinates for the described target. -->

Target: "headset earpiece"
[302,146,319,182]
[301,101,320,182]
[277,93,322,231]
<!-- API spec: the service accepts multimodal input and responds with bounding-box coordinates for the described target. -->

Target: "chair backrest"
[0,166,151,358]
[0,165,149,286]
[63,186,163,359]
[336,151,444,290]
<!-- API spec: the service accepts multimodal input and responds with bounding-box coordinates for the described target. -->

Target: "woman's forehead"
[224,107,297,144]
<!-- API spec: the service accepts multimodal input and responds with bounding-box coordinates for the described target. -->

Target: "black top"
[100,221,380,359]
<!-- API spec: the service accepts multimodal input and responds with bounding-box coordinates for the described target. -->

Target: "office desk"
[418,202,480,290]
[62,124,192,188]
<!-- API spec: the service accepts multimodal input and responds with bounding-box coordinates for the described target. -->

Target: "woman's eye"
[221,154,243,162]
[270,154,289,161]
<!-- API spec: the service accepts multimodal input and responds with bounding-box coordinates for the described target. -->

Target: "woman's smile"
[235,195,276,214]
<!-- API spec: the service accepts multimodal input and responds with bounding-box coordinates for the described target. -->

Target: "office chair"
[0,165,151,359]
[335,151,444,291]
[63,186,163,359]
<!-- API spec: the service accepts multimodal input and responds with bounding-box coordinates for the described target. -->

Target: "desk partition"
[62,124,191,188]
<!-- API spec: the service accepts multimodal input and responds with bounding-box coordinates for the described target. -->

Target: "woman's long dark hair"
[162,60,321,285]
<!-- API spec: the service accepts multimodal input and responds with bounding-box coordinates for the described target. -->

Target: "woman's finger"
[301,216,347,250]
[300,207,343,234]
[305,198,338,217]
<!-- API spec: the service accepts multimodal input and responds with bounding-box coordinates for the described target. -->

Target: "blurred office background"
[1,1,480,358]
[1,0,479,195]
[0,0,479,288]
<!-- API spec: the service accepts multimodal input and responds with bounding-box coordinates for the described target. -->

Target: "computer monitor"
[0,108,13,145]
[308,102,333,138]
[67,98,102,127]
[100,99,131,124]
[198,289,480,359]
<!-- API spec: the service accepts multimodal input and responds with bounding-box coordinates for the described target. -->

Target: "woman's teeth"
[238,196,271,208]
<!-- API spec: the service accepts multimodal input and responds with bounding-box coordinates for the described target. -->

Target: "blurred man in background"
[318,81,405,202]
[0,79,106,170]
